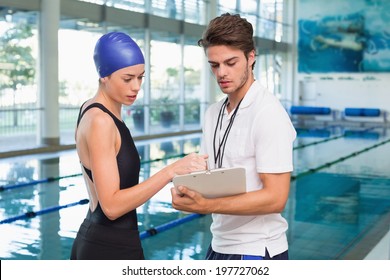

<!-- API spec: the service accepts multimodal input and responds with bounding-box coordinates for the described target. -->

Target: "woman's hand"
[169,153,208,177]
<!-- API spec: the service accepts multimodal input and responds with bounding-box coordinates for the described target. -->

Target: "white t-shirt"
[200,80,296,257]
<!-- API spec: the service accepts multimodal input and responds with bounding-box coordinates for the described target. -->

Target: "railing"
[0,102,205,154]
[0,107,38,136]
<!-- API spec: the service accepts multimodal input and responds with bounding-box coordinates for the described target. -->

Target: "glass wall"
[58,29,100,144]
[79,0,208,24]
[218,0,287,42]
[149,32,181,134]
[0,9,39,152]
[0,0,290,154]
[258,0,286,42]
[218,0,286,97]
[255,52,282,96]
[183,39,203,130]
[56,26,205,141]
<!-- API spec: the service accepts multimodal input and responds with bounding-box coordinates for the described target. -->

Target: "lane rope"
[0,127,380,191]
[0,199,89,224]
[0,197,204,241]
[2,131,389,240]
[291,137,390,181]
[0,153,187,191]
[139,213,204,240]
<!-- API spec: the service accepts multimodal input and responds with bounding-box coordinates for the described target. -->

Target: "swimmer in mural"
[298,0,390,72]
[312,14,365,52]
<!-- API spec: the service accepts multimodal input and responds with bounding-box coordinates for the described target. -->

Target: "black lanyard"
[213,97,243,168]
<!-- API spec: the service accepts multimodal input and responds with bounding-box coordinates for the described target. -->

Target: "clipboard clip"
[205,161,211,174]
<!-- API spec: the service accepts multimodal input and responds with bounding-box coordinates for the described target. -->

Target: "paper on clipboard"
[172,167,246,198]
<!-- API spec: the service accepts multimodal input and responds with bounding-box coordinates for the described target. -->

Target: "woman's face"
[102,64,145,106]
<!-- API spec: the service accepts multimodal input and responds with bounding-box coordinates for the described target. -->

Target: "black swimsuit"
[70,103,144,260]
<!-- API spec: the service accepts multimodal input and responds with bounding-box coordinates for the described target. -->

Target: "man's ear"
[248,50,256,67]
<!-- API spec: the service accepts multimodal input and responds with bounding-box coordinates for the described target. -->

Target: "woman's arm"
[86,111,207,220]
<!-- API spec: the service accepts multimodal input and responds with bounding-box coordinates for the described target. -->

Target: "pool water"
[1,127,390,260]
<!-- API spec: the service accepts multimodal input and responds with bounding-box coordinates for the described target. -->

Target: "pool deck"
[364,229,390,260]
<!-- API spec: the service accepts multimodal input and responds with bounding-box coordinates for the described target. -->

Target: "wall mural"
[298,0,390,73]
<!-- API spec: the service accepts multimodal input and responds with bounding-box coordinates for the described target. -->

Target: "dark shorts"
[70,219,144,260]
[206,245,288,260]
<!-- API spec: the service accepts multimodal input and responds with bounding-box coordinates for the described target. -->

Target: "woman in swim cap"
[70,32,207,260]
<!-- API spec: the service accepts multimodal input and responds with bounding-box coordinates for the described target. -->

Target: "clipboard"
[172,167,246,198]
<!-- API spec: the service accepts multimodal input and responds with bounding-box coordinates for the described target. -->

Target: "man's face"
[206,45,255,96]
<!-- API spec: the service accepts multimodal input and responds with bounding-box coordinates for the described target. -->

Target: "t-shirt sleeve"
[255,102,296,173]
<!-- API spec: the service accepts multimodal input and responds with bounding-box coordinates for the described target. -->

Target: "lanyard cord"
[213,98,228,167]
[213,97,243,168]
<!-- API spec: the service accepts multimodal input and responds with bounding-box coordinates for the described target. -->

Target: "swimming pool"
[1,126,390,260]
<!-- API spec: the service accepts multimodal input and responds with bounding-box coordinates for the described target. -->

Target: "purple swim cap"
[94,32,145,78]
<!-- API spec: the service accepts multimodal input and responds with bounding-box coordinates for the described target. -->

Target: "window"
[0,10,39,151]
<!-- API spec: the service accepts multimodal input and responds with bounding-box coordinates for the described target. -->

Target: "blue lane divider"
[293,126,380,150]
[344,130,380,140]
[0,153,188,192]
[0,199,89,224]
[295,127,331,138]
[3,138,390,231]
[2,135,388,236]
[290,106,332,115]
[139,213,204,239]
[1,199,204,241]
[291,137,390,181]
[344,107,381,117]
[0,174,81,192]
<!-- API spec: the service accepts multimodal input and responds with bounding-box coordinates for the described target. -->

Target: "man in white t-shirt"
[171,13,296,260]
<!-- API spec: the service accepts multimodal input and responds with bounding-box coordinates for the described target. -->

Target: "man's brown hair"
[198,13,256,68]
